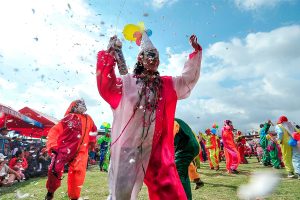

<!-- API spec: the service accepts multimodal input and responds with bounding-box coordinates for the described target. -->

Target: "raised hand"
[106,35,117,56]
[189,34,202,51]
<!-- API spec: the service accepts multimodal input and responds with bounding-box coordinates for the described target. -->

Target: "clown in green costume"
[97,122,111,172]
[266,133,281,169]
[174,118,203,200]
[259,120,273,166]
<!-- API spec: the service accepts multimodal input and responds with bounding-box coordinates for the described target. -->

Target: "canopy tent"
[19,106,58,137]
[0,103,44,137]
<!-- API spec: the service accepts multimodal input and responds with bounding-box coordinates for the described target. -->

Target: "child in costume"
[96,29,202,200]
[98,124,111,172]
[266,133,281,169]
[174,118,203,200]
[221,120,240,174]
[44,99,97,200]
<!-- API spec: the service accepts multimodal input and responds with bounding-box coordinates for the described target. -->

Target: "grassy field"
[0,158,299,200]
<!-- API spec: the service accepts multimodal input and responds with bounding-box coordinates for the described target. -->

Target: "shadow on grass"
[204,182,238,190]
[0,176,46,195]
[201,169,251,177]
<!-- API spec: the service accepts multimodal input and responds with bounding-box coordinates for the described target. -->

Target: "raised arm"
[96,36,123,109]
[173,35,202,100]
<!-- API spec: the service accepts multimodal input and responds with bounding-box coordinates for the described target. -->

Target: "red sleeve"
[46,123,63,154]
[22,158,28,169]
[96,50,122,109]
[9,158,17,168]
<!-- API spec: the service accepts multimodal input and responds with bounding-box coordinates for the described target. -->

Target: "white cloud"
[151,0,179,9]
[160,25,300,132]
[0,77,17,90]
[0,0,113,128]
[234,0,293,10]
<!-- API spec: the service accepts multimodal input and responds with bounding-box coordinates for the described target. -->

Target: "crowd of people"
[0,139,50,187]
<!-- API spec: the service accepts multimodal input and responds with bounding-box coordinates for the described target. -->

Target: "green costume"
[97,135,111,171]
[259,122,271,166]
[266,136,281,168]
[174,118,200,200]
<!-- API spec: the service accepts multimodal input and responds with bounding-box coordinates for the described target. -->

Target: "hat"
[140,31,156,53]
[205,128,211,134]
[277,115,288,124]
[0,153,7,161]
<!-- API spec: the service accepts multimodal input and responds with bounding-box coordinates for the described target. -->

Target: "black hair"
[259,124,264,128]
[133,60,145,76]
[15,150,23,157]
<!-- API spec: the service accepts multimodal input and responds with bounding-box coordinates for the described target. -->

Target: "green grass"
[0,158,299,200]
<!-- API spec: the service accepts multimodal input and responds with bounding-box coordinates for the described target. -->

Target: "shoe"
[215,166,220,171]
[45,192,54,200]
[194,180,204,190]
[210,167,214,170]
[273,166,280,169]
[297,174,300,180]
[287,172,295,178]
[231,169,239,174]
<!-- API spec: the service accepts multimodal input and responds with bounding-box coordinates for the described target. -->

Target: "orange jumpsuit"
[46,101,97,199]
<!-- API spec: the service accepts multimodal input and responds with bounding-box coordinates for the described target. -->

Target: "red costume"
[221,120,240,173]
[45,100,97,199]
[236,131,248,164]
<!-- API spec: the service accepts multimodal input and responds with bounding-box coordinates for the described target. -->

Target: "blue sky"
[0,0,300,135]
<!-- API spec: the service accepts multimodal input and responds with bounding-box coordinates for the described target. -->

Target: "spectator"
[0,153,21,187]
[9,150,28,179]
[0,127,10,136]
[38,147,50,177]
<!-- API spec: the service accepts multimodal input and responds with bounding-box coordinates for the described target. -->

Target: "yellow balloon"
[123,24,141,41]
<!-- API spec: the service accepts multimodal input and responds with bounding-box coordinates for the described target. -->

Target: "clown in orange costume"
[44,99,97,200]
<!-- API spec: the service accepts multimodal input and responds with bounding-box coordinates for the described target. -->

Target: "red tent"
[0,103,44,137]
[19,107,58,138]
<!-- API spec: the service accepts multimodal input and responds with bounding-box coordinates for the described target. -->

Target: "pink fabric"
[222,127,240,171]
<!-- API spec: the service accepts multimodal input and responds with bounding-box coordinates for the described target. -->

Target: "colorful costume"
[221,120,240,173]
[266,134,281,169]
[205,129,219,170]
[235,131,248,164]
[97,133,111,172]
[96,38,202,199]
[259,122,271,166]
[275,116,296,176]
[174,118,201,200]
[45,100,97,199]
